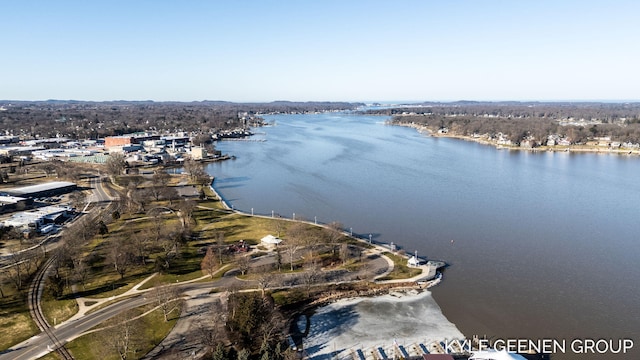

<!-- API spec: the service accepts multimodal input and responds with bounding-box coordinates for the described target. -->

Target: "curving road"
[0,176,400,360]
[0,280,223,360]
[0,251,391,360]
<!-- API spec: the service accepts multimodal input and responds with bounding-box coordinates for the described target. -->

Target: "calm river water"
[207,112,640,359]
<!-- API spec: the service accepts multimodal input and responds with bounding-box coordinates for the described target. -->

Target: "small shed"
[260,234,282,248]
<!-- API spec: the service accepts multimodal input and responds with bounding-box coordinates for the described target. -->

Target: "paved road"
[1,178,413,360]
[0,280,224,360]
[0,248,393,360]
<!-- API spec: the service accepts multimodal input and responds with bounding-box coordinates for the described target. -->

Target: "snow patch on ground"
[301,290,464,359]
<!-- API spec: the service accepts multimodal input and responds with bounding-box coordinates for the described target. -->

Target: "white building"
[261,234,282,249]
[191,146,207,160]
[3,205,72,230]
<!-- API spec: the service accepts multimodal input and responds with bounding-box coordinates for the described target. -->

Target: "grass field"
[2,173,390,354]
[377,252,423,280]
[66,302,182,360]
[0,288,38,351]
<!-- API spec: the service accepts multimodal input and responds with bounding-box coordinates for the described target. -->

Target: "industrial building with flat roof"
[3,205,73,231]
[2,181,77,198]
[0,195,32,214]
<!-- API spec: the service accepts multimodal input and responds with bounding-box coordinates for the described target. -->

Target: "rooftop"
[3,181,76,196]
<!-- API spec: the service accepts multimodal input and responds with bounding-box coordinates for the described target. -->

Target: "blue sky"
[2,0,639,102]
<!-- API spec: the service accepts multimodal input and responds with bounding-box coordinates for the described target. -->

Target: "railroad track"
[23,175,120,359]
[28,254,74,360]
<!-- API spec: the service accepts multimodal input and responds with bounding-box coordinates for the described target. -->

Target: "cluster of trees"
[36,160,96,182]
[0,231,46,295]
[48,217,99,297]
[226,292,285,356]
[367,102,640,144]
[42,169,200,302]
[369,101,640,123]
[0,100,362,140]
[193,219,368,359]
[183,158,213,188]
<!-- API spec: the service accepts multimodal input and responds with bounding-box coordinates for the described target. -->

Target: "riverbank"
[208,112,640,360]
[208,179,463,359]
[394,122,640,156]
[208,181,445,287]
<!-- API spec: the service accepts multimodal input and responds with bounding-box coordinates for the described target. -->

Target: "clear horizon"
[2,1,639,102]
[3,99,640,104]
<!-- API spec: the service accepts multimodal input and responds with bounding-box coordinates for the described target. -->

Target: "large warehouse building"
[2,181,77,198]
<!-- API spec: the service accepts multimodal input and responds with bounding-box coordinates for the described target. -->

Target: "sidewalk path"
[65,272,212,326]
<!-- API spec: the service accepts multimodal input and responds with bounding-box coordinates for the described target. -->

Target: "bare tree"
[152,171,171,187]
[73,258,90,291]
[147,183,163,201]
[130,229,150,265]
[107,237,133,280]
[69,190,87,210]
[156,229,185,270]
[259,309,285,355]
[159,186,179,205]
[201,246,219,278]
[0,269,7,298]
[176,199,197,228]
[148,209,165,243]
[38,162,57,177]
[272,220,285,238]
[284,223,307,271]
[254,265,275,296]
[324,221,345,256]
[237,255,251,276]
[127,186,152,213]
[151,283,182,322]
[63,217,96,246]
[340,243,350,265]
[216,231,226,265]
[301,263,321,296]
[100,310,142,360]
[105,152,127,179]
[6,248,26,290]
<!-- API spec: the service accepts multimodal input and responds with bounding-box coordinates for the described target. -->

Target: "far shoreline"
[393,122,640,156]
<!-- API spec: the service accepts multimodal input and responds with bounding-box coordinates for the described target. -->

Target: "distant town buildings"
[0,128,244,168]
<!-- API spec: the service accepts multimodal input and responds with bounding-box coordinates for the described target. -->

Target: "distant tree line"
[366,102,640,144]
[0,100,362,140]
